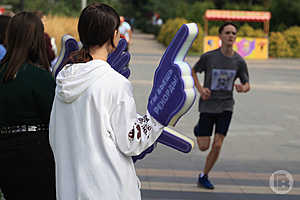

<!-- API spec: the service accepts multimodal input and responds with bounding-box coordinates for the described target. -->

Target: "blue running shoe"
[197,174,214,189]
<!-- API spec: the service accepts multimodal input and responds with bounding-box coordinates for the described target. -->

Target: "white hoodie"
[49,60,163,200]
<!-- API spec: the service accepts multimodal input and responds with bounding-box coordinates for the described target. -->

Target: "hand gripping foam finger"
[132,143,156,163]
[147,23,198,126]
[52,34,79,79]
[108,39,194,156]
[107,38,131,78]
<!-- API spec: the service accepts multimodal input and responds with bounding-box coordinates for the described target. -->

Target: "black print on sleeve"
[128,115,153,142]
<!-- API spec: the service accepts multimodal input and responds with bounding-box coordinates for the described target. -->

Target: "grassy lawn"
[45,15,79,53]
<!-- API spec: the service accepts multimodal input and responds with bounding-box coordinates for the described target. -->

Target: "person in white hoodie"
[49,3,164,200]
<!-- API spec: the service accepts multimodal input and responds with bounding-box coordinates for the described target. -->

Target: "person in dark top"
[0,15,11,60]
[192,22,250,189]
[0,12,56,200]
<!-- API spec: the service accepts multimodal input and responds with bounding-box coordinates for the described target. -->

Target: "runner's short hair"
[218,22,238,34]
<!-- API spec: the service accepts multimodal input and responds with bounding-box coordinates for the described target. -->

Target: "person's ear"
[113,30,120,46]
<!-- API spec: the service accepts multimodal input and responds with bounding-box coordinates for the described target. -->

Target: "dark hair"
[33,10,44,19]
[0,15,11,44]
[0,12,50,82]
[218,22,238,34]
[70,3,120,63]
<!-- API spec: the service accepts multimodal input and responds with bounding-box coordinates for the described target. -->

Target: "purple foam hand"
[52,36,130,79]
[147,23,198,127]
[107,38,131,78]
[52,34,79,79]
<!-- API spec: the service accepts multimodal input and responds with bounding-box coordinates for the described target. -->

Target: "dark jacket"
[0,63,55,127]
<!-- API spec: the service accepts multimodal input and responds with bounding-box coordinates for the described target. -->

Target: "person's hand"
[147,23,198,126]
[200,88,211,100]
[235,83,250,93]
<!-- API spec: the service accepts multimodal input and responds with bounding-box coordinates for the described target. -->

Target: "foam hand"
[147,23,198,126]
[107,38,131,78]
[52,34,80,79]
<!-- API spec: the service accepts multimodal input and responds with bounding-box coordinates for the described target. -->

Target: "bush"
[157,18,188,46]
[269,32,293,58]
[208,26,219,36]
[283,26,300,57]
[239,24,255,37]
[157,18,203,53]
[252,29,266,37]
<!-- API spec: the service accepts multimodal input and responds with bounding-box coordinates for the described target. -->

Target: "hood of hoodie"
[56,59,111,103]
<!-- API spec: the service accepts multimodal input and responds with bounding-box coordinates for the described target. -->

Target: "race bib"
[211,69,236,91]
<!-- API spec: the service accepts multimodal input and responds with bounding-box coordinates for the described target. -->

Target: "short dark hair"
[70,3,120,64]
[33,10,44,19]
[218,22,238,34]
[78,3,120,49]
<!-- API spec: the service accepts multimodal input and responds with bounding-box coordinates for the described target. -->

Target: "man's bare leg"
[203,133,225,175]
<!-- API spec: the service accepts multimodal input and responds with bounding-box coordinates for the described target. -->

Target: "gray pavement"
[129,30,300,200]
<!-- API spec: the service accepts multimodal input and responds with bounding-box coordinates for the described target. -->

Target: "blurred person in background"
[0,11,56,200]
[0,15,11,60]
[3,10,15,17]
[119,15,132,48]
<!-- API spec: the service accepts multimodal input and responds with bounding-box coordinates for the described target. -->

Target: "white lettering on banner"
[153,75,179,115]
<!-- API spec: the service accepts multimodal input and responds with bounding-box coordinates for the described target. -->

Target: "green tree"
[269,0,300,31]
[186,1,215,25]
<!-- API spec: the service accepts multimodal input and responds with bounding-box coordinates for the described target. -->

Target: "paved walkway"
[129,30,300,200]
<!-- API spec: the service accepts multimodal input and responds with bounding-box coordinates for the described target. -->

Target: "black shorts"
[194,111,233,137]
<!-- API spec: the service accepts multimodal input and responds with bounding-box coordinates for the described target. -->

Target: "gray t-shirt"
[193,48,249,113]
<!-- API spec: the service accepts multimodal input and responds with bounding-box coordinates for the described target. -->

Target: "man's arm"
[127,29,132,44]
[236,59,250,93]
[192,68,211,100]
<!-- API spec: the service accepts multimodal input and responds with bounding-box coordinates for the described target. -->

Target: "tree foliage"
[269,0,300,31]
[1,0,300,31]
